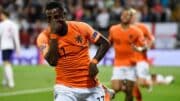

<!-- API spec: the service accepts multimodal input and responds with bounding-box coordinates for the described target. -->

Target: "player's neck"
[1,16,8,21]
[121,23,130,29]
[59,22,68,36]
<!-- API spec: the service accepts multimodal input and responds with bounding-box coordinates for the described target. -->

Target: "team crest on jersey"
[75,35,83,43]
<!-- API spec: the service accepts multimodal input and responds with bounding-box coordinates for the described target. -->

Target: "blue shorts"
[2,49,13,61]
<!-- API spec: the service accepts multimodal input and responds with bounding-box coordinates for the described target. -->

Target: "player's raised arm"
[39,1,68,66]
[45,36,60,66]
[37,28,60,66]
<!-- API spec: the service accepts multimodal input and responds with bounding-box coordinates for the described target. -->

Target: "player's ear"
[62,8,67,20]
[63,12,66,17]
[62,12,66,20]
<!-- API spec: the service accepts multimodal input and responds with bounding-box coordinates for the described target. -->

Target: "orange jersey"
[109,24,145,67]
[37,21,101,88]
[134,23,154,62]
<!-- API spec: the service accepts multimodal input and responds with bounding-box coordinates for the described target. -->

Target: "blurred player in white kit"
[0,7,20,88]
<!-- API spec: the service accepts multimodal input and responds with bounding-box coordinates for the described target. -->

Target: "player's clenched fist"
[89,62,99,79]
[45,38,60,66]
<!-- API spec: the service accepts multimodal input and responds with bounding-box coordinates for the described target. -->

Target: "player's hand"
[89,62,99,79]
[45,39,60,66]
[131,44,146,52]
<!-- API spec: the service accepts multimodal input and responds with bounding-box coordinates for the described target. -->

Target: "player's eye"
[47,16,51,22]
[47,16,51,19]
[53,15,59,19]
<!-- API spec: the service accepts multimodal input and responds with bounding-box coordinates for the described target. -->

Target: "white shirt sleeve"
[0,23,2,48]
[13,24,20,52]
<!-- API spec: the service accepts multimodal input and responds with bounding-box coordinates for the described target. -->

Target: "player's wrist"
[91,58,98,64]
[50,34,59,39]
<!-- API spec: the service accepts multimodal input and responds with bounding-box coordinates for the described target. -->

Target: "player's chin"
[48,60,58,67]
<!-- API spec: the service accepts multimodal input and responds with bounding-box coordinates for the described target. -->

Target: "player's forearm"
[45,39,60,66]
[93,36,110,62]
[14,30,21,52]
[14,38,20,52]
[132,43,151,52]
[133,46,147,52]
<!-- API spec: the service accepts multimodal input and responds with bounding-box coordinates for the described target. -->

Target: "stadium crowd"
[0,0,179,47]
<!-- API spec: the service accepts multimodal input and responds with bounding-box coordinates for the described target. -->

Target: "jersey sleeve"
[36,29,50,57]
[142,24,155,44]
[134,28,146,47]
[80,22,101,43]
[12,23,21,52]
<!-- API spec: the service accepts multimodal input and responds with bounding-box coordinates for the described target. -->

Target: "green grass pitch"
[0,65,180,101]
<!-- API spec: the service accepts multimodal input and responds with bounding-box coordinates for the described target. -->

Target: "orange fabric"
[133,85,142,101]
[104,92,111,101]
[109,24,145,67]
[102,85,111,101]
[135,23,154,62]
[91,58,98,64]
[37,21,101,88]
[36,29,50,56]
[50,33,59,39]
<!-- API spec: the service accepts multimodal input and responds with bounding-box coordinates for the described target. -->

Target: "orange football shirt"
[109,24,145,67]
[37,21,101,88]
[134,23,154,62]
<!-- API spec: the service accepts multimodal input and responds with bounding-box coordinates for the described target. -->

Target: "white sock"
[156,74,166,84]
[164,75,174,85]
[2,70,7,86]
[146,76,153,92]
[4,64,15,88]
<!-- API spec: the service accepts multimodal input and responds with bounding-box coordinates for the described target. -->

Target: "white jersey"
[0,19,20,51]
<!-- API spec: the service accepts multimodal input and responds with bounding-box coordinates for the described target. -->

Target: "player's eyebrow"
[45,8,59,15]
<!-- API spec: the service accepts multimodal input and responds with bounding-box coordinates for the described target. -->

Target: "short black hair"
[45,1,64,11]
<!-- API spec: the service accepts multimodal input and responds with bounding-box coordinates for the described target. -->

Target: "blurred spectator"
[141,5,151,22]
[31,20,44,45]
[20,28,30,48]
[111,0,123,23]
[171,4,180,22]
[74,4,84,21]
[160,0,170,8]
[96,8,110,37]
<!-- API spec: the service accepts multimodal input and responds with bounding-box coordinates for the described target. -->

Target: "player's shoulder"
[109,24,120,31]
[3,20,17,27]
[135,22,148,30]
[68,21,90,28]
[135,22,144,26]
[6,19,16,24]
[37,27,50,40]
[67,21,93,34]
[130,25,142,34]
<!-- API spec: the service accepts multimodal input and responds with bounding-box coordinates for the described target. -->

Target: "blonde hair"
[129,8,137,15]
